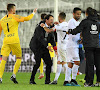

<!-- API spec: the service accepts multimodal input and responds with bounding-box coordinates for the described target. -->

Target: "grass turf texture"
[0,72,99,90]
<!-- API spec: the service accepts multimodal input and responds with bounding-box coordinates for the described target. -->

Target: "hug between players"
[0,3,100,87]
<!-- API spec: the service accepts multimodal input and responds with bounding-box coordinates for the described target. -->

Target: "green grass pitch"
[0,72,99,90]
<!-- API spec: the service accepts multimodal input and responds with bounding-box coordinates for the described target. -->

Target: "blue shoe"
[65,83,72,86]
[71,79,81,86]
[63,81,72,86]
[71,82,80,86]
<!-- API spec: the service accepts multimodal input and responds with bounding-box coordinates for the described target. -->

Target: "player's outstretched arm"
[24,8,37,21]
[14,8,37,22]
[40,23,54,33]
[67,20,85,35]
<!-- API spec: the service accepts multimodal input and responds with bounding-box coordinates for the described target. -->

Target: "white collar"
[72,18,80,26]
[72,17,80,23]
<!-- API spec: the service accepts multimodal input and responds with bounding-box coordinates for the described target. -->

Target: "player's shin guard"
[72,64,79,80]
[0,60,6,78]
[39,59,44,74]
[13,59,21,76]
[54,64,62,81]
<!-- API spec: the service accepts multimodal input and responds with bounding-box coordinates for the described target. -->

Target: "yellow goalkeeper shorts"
[1,43,22,57]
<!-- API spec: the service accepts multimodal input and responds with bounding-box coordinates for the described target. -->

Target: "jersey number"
[7,23,9,32]
[63,31,67,40]
[7,15,9,32]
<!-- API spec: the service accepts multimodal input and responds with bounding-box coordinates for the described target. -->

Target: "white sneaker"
[94,83,100,87]
[49,80,57,84]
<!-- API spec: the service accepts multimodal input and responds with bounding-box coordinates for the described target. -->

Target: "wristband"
[53,46,57,51]
[32,12,35,15]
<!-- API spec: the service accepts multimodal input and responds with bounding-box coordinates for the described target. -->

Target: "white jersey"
[55,22,68,50]
[55,22,68,62]
[66,18,80,48]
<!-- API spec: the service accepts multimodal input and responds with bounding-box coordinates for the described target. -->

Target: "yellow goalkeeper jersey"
[0,13,34,44]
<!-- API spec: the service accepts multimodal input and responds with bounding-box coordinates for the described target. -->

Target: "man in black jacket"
[29,14,57,84]
[38,13,47,79]
[67,7,100,87]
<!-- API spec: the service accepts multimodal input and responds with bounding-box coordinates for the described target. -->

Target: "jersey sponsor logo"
[90,24,98,34]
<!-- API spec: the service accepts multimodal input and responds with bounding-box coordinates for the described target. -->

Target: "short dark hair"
[41,13,47,20]
[45,14,53,20]
[86,7,98,17]
[73,7,81,13]
[59,12,66,20]
[7,4,16,11]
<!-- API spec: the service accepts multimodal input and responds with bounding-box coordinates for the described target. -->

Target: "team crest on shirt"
[91,24,97,31]
[90,24,98,34]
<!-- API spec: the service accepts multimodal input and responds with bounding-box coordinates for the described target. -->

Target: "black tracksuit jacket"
[29,21,56,53]
[69,15,100,48]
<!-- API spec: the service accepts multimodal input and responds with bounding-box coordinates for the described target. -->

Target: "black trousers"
[30,48,52,82]
[84,47,100,84]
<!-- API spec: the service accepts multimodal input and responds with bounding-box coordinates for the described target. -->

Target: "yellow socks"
[39,59,44,74]
[13,59,21,75]
[0,59,21,78]
[0,60,6,78]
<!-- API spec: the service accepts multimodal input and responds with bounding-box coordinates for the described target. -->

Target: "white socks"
[54,64,62,81]
[72,64,79,80]
[54,63,79,81]
[63,64,69,81]
[65,66,72,81]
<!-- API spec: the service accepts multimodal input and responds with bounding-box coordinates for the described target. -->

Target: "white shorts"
[57,46,67,62]
[66,47,80,63]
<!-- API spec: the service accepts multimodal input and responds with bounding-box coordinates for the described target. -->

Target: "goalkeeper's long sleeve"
[13,13,35,22]
[24,13,34,21]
